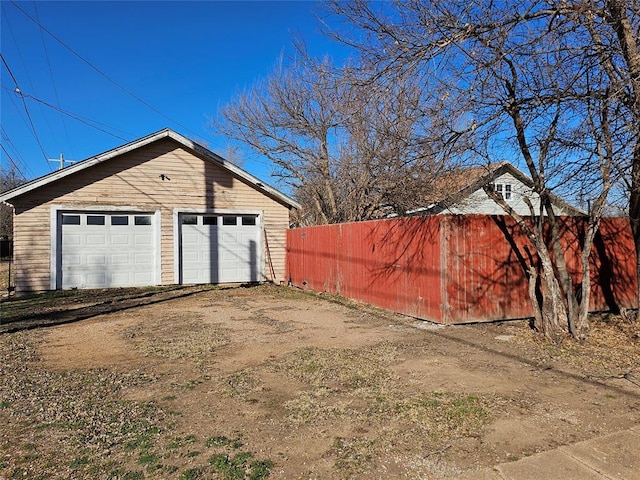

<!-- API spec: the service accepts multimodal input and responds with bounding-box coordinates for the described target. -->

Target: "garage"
[179,213,261,284]
[0,129,299,292]
[58,211,158,289]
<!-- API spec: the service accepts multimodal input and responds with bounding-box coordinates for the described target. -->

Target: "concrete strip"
[562,430,640,480]
[497,450,603,480]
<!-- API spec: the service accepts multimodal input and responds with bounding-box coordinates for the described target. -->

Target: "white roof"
[0,128,301,209]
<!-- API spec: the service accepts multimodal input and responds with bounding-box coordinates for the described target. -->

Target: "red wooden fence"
[286,215,637,324]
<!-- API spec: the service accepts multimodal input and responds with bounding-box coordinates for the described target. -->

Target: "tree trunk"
[528,265,543,330]
[537,244,570,343]
[577,229,595,341]
[544,202,579,337]
[483,185,571,341]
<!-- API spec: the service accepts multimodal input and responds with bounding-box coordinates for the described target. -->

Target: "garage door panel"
[86,272,107,286]
[221,232,238,243]
[220,250,240,262]
[62,254,82,265]
[182,272,197,283]
[111,253,129,265]
[110,234,130,245]
[199,252,212,262]
[134,253,154,265]
[182,233,200,245]
[60,212,156,289]
[64,273,82,284]
[134,234,152,245]
[238,268,253,280]
[220,269,240,282]
[86,254,107,265]
[134,272,154,282]
[62,234,82,246]
[110,272,130,285]
[86,235,107,245]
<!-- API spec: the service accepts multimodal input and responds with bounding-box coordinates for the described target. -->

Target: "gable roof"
[409,161,586,216]
[0,128,301,209]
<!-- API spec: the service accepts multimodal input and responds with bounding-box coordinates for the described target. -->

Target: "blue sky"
[1,0,349,188]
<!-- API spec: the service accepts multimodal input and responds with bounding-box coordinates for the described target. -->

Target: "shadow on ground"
[0,285,224,334]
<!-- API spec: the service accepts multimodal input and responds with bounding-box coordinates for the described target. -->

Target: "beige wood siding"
[12,210,51,291]
[10,139,292,291]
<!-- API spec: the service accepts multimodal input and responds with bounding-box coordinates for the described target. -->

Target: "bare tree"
[326,0,637,341]
[213,54,460,224]
[0,164,24,240]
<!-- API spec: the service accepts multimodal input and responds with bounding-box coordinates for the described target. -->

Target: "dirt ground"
[0,260,11,294]
[1,284,640,479]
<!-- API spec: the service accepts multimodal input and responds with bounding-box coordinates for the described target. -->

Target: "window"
[182,215,197,225]
[134,215,152,225]
[494,183,512,201]
[203,216,218,225]
[241,216,257,226]
[61,214,80,225]
[87,215,105,225]
[111,216,129,226]
[222,216,237,226]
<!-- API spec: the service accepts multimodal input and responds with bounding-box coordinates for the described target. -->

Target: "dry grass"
[0,332,167,479]
[0,330,275,479]
[269,343,496,476]
[514,313,640,379]
[122,313,231,360]
[272,343,398,393]
[223,368,264,399]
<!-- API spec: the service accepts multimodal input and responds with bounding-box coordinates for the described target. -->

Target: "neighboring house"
[0,128,300,292]
[408,161,585,217]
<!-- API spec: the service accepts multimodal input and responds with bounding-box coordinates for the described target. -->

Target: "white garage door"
[60,212,156,289]
[180,213,261,284]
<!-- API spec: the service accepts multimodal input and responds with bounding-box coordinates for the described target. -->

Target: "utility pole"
[48,153,76,170]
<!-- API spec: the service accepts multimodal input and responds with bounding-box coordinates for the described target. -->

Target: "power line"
[34,1,76,160]
[1,84,135,141]
[0,53,50,168]
[0,142,28,181]
[1,126,34,179]
[9,0,204,140]
[26,94,133,140]
[0,86,135,141]
[4,2,57,149]
[0,51,20,87]
[5,91,35,139]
